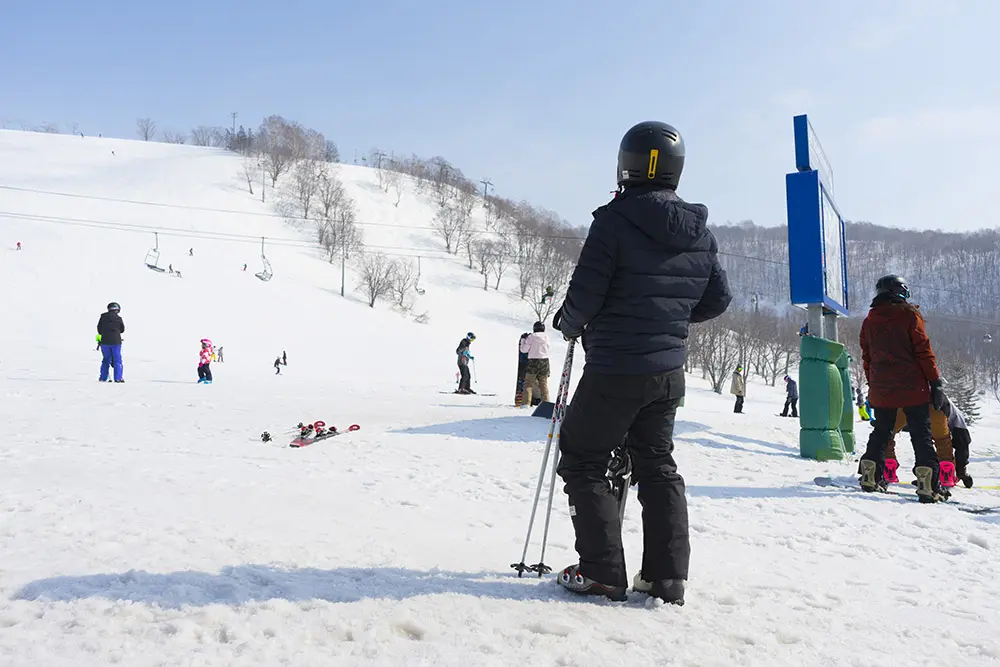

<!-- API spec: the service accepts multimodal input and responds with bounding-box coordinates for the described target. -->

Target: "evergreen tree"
[948,364,980,424]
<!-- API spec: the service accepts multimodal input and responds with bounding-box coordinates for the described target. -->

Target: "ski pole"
[512,338,575,577]
[472,359,477,384]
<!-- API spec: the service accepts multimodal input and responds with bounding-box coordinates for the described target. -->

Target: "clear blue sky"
[3,0,998,232]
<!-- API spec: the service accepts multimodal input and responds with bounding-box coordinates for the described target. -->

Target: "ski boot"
[938,461,958,488]
[956,465,974,488]
[557,564,627,602]
[859,460,887,492]
[633,571,685,606]
[914,466,950,503]
[883,458,899,483]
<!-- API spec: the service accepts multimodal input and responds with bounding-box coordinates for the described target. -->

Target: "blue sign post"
[786,114,849,328]
[785,115,853,461]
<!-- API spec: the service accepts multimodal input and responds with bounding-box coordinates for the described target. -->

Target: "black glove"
[552,305,581,342]
[930,379,947,412]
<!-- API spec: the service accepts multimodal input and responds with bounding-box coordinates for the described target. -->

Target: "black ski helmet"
[617,121,685,189]
[107,302,121,312]
[875,275,909,300]
[533,321,545,333]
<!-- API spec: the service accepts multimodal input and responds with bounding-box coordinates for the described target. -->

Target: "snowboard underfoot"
[813,476,998,514]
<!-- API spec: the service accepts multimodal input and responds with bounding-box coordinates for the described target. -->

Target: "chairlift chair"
[145,232,166,272]
[254,236,273,281]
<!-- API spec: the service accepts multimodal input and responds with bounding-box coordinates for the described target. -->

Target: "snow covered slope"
[1,130,1000,667]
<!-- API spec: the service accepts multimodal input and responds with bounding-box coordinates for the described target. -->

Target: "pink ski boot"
[883,458,899,483]
[939,461,957,488]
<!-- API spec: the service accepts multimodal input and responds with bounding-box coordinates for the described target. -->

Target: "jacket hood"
[870,292,908,308]
[604,186,712,251]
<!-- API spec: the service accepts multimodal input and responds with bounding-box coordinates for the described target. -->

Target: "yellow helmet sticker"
[647,149,659,179]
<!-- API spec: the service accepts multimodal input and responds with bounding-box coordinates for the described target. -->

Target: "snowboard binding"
[939,461,958,488]
[883,458,899,484]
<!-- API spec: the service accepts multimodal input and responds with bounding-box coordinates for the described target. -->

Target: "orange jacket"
[860,296,940,408]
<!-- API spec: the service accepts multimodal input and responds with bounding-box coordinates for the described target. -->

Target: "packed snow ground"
[2,130,999,667]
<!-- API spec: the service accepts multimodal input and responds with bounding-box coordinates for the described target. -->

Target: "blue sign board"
[786,115,848,315]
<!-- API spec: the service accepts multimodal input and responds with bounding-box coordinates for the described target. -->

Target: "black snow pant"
[198,363,213,381]
[953,428,971,473]
[733,396,744,413]
[556,367,688,588]
[457,362,472,392]
[861,404,939,486]
[781,397,798,417]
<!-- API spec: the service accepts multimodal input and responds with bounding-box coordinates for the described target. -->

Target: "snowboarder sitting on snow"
[274,357,282,374]
[197,339,214,384]
[883,397,973,488]
[552,121,732,605]
[97,302,125,383]
[780,375,798,417]
[455,332,476,394]
[519,321,551,406]
[730,365,745,413]
[858,275,948,503]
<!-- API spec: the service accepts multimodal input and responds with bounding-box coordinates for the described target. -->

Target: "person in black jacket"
[780,375,799,417]
[553,121,732,605]
[97,302,126,382]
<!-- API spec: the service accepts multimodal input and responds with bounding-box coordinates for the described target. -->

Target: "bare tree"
[389,258,419,307]
[136,118,156,141]
[36,122,60,134]
[324,139,340,163]
[317,167,347,221]
[474,240,497,290]
[387,169,404,206]
[525,238,575,321]
[461,229,480,269]
[356,252,395,308]
[241,157,259,195]
[490,235,513,290]
[432,200,465,254]
[161,130,186,144]
[694,316,740,394]
[258,115,303,186]
[191,126,214,146]
[291,159,322,218]
[322,203,364,263]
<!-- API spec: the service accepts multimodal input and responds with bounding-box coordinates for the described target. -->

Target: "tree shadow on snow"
[394,416,547,443]
[14,565,584,609]
[396,417,715,444]
[687,436,798,460]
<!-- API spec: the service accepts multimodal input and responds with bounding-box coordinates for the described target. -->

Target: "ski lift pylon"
[144,232,165,272]
[255,236,273,281]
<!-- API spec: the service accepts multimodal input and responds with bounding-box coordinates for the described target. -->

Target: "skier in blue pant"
[97,302,125,382]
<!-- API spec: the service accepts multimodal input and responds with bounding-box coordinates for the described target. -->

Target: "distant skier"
[274,357,282,374]
[858,275,948,502]
[95,334,102,351]
[856,387,871,421]
[217,346,224,363]
[97,302,125,383]
[242,263,247,271]
[730,365,745,413]
[780,375,798,417]
[168,264,174,274]
[455,332,475,394]
[197,339,214,384]
[519,321,551,405]
[282,350,287,365]
[189,248,194,256]
[16,241,21,250]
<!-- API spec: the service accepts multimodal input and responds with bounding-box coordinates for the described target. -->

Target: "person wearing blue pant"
[97,302,125,382]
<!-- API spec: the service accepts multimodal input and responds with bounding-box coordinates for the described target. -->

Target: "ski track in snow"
[2,130,1000,666]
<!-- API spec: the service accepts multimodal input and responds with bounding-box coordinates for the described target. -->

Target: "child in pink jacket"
[198,339,214,384]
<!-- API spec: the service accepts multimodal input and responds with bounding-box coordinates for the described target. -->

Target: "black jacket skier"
[553,121,732,605]
[97,309,125,346]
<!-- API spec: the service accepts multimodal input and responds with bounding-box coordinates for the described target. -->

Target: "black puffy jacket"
[97,311,125,346]
[559,186,732,374]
